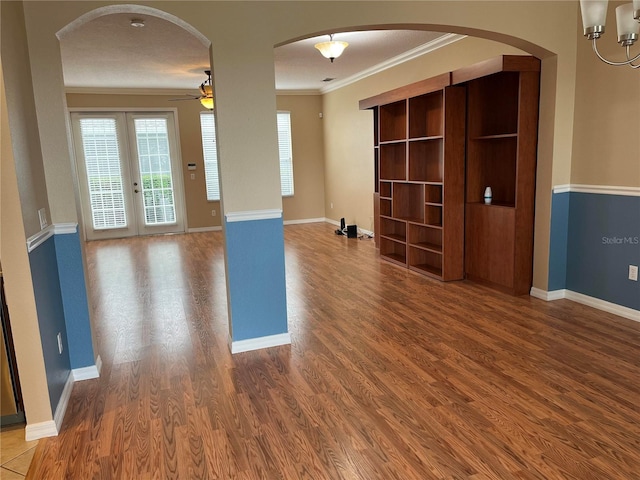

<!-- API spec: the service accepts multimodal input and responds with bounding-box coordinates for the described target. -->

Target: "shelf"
[466,136,517,205]
[412,242,443,254]
[425,205,442,227]
[393,183,424,222]
[408,223,442,253]
[380,217,407,242]
[408,139,443,183]
[467,201,515,209]
[380,143,406,180]
[380,237,407,265]
[409,136,444,142]
[410,263,443,278]
[408,247,443,278]
[380,198,392,217]
[425,183,442,204]
[379,181,392,198]
[472,133,518,140]
[466,71,520,138]
[379,100,407,142]
[408,91,444,139]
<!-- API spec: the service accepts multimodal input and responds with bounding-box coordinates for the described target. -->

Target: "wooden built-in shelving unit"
[360,74,465,281]
[361,56,540,294]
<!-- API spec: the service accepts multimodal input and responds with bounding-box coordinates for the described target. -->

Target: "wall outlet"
[629,265,638,281]
[330,202,333,209]
[190,173,195,180]
[38,208,48,230]
[211,209,216,217]
[57,332,63,354]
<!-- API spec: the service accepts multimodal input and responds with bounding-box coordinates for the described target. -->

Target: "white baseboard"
[72,355,102,381]
[229,332,291,354]
[283,217,325,225]
[53,372,74,432]
[530,287,567,301]
[187,226,222,233]
[25,420,58,441]
[530,287,639,322]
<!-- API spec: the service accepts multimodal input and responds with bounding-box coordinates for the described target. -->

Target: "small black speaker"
[347,225,357,238]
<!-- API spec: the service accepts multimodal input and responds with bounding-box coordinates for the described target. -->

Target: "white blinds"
[200,112,220,201]
[133,118,177,225]
[200,111,294,200]
[277,112,294,197]
[79,118,127,230]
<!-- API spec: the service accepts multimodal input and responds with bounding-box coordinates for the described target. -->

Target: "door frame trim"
[68,107,187,240]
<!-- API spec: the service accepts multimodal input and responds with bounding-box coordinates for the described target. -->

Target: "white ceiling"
[60,13,449,94]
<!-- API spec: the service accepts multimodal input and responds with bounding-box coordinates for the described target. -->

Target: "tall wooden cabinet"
[360,74,466,281]
[453,56,540,295]
[361,55,540,295]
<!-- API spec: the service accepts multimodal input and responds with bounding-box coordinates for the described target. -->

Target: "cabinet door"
[465,204,515,289]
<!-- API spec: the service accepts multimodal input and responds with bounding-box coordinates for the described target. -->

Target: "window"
[277,111,294,197]
[200,112,220,201]
[200,111,294,200]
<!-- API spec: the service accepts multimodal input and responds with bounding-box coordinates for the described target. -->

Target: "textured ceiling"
[60,13,447,93]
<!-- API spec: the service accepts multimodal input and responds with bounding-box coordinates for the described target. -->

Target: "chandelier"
[580,0,640,68]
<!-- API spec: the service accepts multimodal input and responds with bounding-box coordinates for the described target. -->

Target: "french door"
[71,112,185,240]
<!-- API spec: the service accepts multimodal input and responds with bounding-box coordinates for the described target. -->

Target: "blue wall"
[548,192,570,291]
[549,191,640,310]
[29,236,71,414]
[55,231,95,369]
[224,217,288,341]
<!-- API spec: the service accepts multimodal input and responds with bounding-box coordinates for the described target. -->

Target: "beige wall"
[66,93,327,228]
[0,3,53,425]
[571,1,640,187]
[278,95,326,222]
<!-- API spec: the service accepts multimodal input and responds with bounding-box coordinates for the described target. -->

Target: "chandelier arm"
[626,45,640,68]
[592,38,640,66]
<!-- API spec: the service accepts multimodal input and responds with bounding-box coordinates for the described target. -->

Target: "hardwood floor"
[27,223,640,479]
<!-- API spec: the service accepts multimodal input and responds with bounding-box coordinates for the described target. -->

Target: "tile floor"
[0,425,37,479]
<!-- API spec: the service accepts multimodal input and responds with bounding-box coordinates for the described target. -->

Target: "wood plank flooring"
[27,223,640,479]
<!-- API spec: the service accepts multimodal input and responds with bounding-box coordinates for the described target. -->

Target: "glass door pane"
[78,118,127,230]
[133,118,177,226]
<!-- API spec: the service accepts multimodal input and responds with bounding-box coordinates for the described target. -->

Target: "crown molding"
[320,33,466,94]
[66,87,199,96]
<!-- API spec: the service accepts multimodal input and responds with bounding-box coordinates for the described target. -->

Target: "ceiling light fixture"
[199,70,214,110]
[314,34,349,63]
[130,19,145,28]
[580,0,640,68]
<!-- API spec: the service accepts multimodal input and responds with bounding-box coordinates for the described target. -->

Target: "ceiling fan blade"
[168,94,201,102]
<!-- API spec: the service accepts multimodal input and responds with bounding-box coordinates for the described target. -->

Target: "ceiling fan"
[170,70,214,110]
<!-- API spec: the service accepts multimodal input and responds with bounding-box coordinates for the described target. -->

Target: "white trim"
[54,223,78,235]
[283,217,326,226]
[53,372,74,432]
[188,226,223,233]
[320,34,466,94]
[565,290,640,322]
[553,184,640,196]
[229,332,292,354]
[530,287,567,301]
[225,209,282,223]
[68,106,182,113]
[25,420,58,441]
[529,288,639,322]
[276,90,322,96]
[72,355,101,381]
[26,226,54,253]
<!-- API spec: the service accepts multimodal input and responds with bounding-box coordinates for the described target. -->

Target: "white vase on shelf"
[484,186,492,204]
